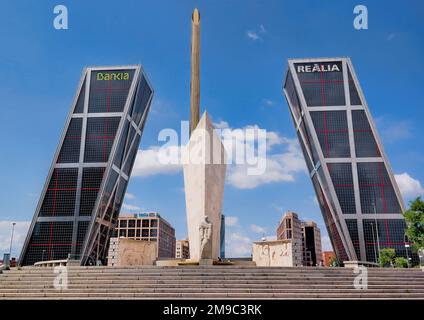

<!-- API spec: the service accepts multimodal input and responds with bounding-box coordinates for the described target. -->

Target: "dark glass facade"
[20,66,153,266]
[283,58,415,264]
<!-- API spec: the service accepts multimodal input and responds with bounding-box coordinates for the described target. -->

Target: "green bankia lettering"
[96,72,129,81]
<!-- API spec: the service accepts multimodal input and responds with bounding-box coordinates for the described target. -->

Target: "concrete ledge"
[343,261,379,268]
[155,259,187,267]
[34,260,68,268]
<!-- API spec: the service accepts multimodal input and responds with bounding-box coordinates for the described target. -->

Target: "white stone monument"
[183,112,226,262]
[183,9,227,263]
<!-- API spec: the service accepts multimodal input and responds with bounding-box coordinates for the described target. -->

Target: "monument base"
[156,259,235,266]
[199,259,214,265]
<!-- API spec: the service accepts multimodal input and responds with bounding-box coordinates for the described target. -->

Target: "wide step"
[1,266,423,299]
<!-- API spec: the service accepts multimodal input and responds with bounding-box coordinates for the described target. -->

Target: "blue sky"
[0,0,423,258]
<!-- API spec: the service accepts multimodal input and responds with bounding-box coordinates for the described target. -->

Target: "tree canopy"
[403,197,424,250]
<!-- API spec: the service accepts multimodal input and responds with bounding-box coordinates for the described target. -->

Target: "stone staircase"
[0,266,423,299]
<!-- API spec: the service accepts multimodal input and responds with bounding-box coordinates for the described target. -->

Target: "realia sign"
[296,63,341,73]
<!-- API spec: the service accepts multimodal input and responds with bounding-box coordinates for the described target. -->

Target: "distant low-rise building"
[0,257,17,268]
[301,221,323,266]
[276,211,324,267]
[276,211,303,265]
[322,251,336,267]
[176,239,190,259]
[111,212,176,260]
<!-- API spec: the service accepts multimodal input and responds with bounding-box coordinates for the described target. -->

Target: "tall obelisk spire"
[184,9,227,262]
[190,8,200,136]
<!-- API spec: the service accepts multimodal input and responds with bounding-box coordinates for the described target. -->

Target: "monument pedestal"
[199,259,214,266]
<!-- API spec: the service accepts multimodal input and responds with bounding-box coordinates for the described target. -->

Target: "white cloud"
[125,193,135,200]
[250,224,266,234]
[264,235,276,241]
[131,120,306,190]
[395,173,424,198]
[0,221,30,258]
[225,232,252,257]
[246,31,260,40]
[246,24,266,41]
[213,120,230,129]
[132,146,182,177]
[122,203,142,211]
[226,134,306,189]
[263,99,274,106]
[225,216,239,227]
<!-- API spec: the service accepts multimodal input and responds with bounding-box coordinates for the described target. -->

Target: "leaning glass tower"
[283,57,414,264]
[20,65,153,266]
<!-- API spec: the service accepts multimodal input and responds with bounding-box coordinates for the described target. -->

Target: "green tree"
[379,248,396,267]
[328,255,338,267]
[403,197,424,251]
[394,257,408,268]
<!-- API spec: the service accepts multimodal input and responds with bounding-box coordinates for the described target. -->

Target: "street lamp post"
[372,192,381,262]
[404,234,410,268]
[9,222,16,256]
[370,222,378,263]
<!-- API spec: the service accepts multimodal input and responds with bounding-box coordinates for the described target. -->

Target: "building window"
[88,70,135,113]
[128,220,136,228]
[352,110,380,157]
[327,163,356,214]
[39,168,79,218]
[57,118,83,163]
[357,162,401,214]
[310,111,350,158]
[348,67,362,105]
[127,229,135,238]
[84,117,121,163]
[286,219,291,229]
[119,220,127,228]
[295,62,345,107]
[79,167,105,216]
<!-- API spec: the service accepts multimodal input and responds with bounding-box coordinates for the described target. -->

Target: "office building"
[322,251,336,267]
[301,221,323,266]
[277,211,302,242]
[277,211,323,266]
[112,212,176,258]
[20,66,153,266]
[283,58,413,264]
[176,239,190,259]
